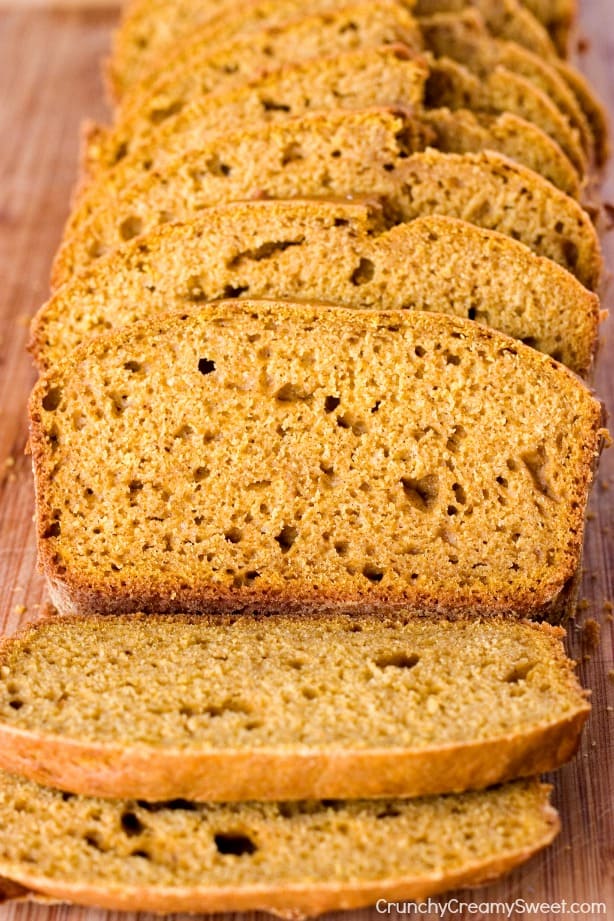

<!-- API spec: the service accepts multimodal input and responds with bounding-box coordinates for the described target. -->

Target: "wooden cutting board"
[0,4,612,920]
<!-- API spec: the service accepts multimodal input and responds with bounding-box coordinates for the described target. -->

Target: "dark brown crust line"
[28,302,608,624]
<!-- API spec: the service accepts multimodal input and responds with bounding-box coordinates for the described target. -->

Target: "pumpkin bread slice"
[29,300,605,620]
[53,145,602,290]
[67,105,579,249]
[0,614,588,801]
[32,201,599,375]
[0,774,558,915]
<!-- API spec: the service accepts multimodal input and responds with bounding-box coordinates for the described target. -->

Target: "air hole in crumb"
[375,652,419,670]
[194,466,209,482]
[521,445,558,500]
[452,483,466,504]
[214,832,257,856]
[334,541,348,556]
[351,258,375,285]
[9,699,23,710]
[198,358,216,375]
[505,661,536,683]
[42,387,62,411]
[446,426,467,453]
[43,521,61,538]
[205,155,231,177]
[118,216,143,241]
[337,412,366,435]
[324,395,340,413]
[281,142,303,165]
[275,525,297,553]
[225,527,243,544]
[223,284,249,299]
[123,360,141,373]
[362,564,384,583]
[261,98,291,112]
[414,345,426,357]
[302,687,318,700]
[131,850,150,859]
[467,307,477,320]
[400,474,439,511]
[274,382,312,403]
[121,811,145,836]
[445,352,460,365]
[186,275,207,302]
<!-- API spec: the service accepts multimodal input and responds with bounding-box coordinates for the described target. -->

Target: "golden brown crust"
[0,711,588,803]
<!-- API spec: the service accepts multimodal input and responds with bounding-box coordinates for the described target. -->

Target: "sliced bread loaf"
[111,0,423,147]
[420,10,590,154]
[111,0,603,168]
[68,104,580,249]
[108,4,583,177]
[87,44,429,181]
[29,300,605,620]
[53,144,602,291]
[32,201,599,375]
[108,0,555,98]
[0,614,589,802]
[414,0,556,57]
[426,57,585,174]
[0,773,558,914]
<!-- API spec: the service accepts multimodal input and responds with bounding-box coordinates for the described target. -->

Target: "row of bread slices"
[2,0,609,915]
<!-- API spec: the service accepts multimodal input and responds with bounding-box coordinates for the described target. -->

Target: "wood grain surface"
[0,3,613,920]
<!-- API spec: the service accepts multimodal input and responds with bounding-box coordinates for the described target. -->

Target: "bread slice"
[32,201,599,375]
[0,773,558,915]
[88,44,429,182]
[553,59,609,168]
[522,0,576,55]
[426,57,585,174]
[68,103,580,252]
[29,300,605,620]
[414,0,556,57]
[53,141,602,291]
[423,108,579,197]
[0,613,589,802]
[65,107,430,247]
[420,10,590,155]
[0,613,589,803]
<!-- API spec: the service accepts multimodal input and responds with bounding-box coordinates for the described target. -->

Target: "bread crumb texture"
[0,773,557,913]
[30,302,604,618]
[0,615,586,749]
